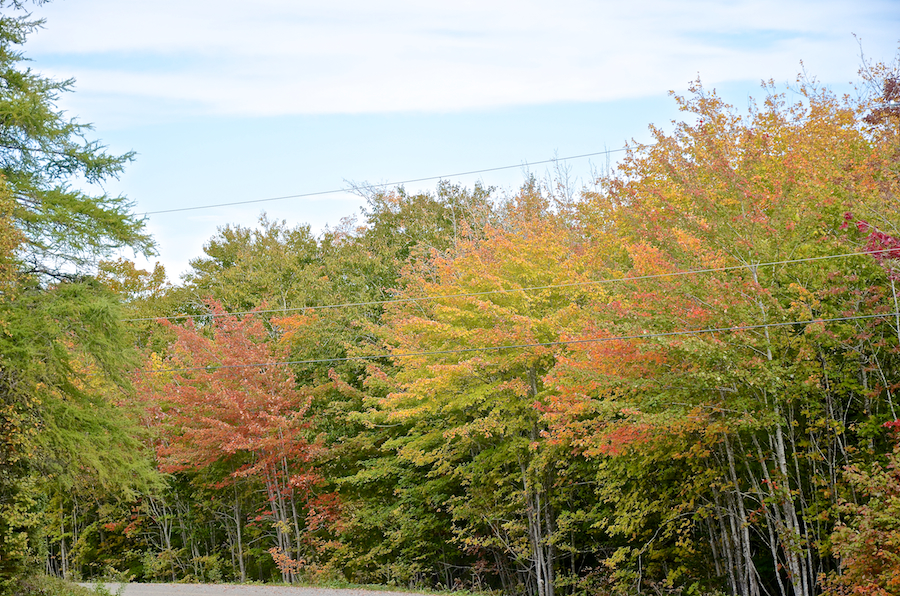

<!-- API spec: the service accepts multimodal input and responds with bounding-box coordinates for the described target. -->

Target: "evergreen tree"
[0,4,152,277]
[0,2,156,590]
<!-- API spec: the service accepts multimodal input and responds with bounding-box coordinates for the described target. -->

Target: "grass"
[14,576,127,596]
[14,575,95,596]
[264,577,495,595]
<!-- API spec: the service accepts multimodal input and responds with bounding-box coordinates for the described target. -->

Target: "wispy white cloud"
[27,0,899,119]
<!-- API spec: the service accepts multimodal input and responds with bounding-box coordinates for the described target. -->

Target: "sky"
[23,0,900,281]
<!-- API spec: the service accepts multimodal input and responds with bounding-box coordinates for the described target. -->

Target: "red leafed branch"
[844,214,900,280]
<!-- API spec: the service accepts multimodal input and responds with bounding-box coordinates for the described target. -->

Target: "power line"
[140,148,634,216]
[122,248,896,323]
[134,310,899,375]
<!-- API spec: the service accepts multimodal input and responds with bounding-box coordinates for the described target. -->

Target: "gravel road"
[81,584,428,596]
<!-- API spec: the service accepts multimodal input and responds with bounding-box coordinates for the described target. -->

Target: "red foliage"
[590,421,654,457]
[268,547,306,575]
[844,215,900,280]
[306,493,343,533]
[137,300,326,496]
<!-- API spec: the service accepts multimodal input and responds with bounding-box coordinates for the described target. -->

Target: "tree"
[0,5,152,276]
[138,303,327,583]
[0,2,156,589]
[368,184,599,596]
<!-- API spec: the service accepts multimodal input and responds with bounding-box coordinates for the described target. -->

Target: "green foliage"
[0,278,160,590]
[11,575,97,596]
[0,7,151,274]
[0,2,158,590]
[2,279,157,491]
[822,431,900,595]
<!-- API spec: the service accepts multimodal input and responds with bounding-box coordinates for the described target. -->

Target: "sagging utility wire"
[122,248,899,323]
[142,147,636,216]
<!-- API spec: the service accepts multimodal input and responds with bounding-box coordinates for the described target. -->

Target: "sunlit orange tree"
[366,184,606,596]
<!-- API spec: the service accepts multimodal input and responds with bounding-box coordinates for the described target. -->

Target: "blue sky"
[24,0,900,280]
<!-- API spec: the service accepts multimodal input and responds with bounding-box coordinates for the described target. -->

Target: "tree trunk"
[233,481,246,582]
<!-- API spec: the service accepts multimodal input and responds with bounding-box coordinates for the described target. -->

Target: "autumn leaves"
[116,74,900,593]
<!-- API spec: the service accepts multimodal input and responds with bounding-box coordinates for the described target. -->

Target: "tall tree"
[367,184,598,596]
[0,2,156,589]
[138,303,326,583]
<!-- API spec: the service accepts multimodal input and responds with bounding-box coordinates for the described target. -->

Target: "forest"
[2,3,900,596]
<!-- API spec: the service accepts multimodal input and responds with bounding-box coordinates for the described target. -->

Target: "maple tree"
[137,302,327,583]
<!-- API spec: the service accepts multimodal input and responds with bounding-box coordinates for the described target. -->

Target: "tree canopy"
[4,5,900,594]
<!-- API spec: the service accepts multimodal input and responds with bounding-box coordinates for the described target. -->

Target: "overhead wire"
[121,247,898,323]
[134,310,900,374]
[126,145,900,375]
[141,147,635,216]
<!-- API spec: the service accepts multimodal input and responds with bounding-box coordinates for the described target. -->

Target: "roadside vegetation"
[14,576,101,596]
[2,1,900,595]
